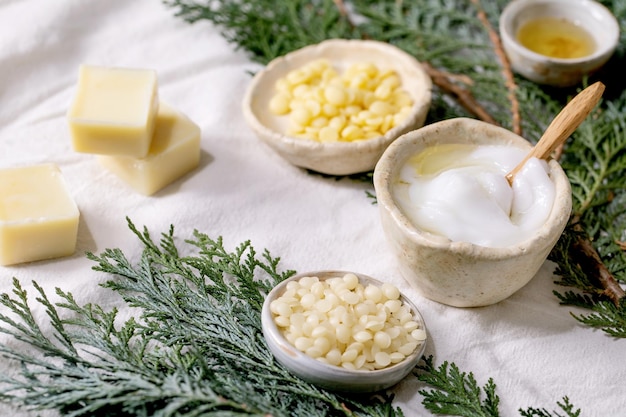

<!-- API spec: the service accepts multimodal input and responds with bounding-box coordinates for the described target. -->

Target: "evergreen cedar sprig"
[0,218,412,416]
[414,357,582,417]
[163,0,626,333]
[0,219,584,416]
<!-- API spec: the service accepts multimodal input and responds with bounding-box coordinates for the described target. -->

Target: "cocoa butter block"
[67,65,159,158]
[0,164,80,266]
[98,102,201,195]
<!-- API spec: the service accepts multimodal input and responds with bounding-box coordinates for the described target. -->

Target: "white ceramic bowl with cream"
[242,39,432,175]
[373,118,572,307]
[499,0,619,87]
[261,270,427,392]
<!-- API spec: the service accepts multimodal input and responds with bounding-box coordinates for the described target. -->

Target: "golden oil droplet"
[516,17,596,59]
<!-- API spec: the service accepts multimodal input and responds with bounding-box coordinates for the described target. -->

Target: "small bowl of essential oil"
[499,0,619,87]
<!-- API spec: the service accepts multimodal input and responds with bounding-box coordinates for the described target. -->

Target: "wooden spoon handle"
[506,81,605,185]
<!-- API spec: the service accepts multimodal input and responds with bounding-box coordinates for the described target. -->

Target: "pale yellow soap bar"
[98,102,201,195]
[67,65,159,158]
[0,164,80,266]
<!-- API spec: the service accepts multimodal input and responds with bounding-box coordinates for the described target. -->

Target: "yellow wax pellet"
[287,69,310,85]
[322,103,339,117]
[319,126,339,142]
[268,60,413,143]
[393,90,413,107]
[310,116,329,129]
[275,78,291,93]
[369,100,393,117]
[324,85,348,106]
[374,83,393,100]
[382,73,401,88]
[374,352,392,368]
[290,107,312,125]
[269,93,291,115]
[328,115,346,131]
[349,73,369,90]
[326,348,342,366]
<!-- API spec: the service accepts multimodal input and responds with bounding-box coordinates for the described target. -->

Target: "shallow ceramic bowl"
[242,39,432,175]
[499,0,619,87]
[373,118,572,307]
[261,270,427,392]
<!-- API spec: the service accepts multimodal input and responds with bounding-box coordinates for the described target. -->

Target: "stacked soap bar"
[0,164,80,266]
[98,103,201,195]
[67,65,201,195]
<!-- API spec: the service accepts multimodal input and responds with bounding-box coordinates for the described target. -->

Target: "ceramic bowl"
[242,39,432,175]
[373,118,572,307]
[499,0,619,87]
[261,270,427,392]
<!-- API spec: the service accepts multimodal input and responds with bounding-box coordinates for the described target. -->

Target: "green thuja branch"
[0,220,583,416]
[416,356,500,417]
[0,218,407,416]
[519,397,581,417]
[415,357,581,417]
[548,88,626,337]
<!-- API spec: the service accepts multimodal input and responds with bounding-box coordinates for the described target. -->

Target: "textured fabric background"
[0,1,622,415]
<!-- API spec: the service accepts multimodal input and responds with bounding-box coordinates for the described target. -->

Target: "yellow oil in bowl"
[516,17,596,59]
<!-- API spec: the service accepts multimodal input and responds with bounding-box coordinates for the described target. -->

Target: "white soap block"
[67,65,159,158]
[0,164,80,266]
[98,102,201,195]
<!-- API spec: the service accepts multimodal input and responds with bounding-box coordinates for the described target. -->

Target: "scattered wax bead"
[374,331,392,349]
[375,352,392,368]
[353,330,373,343]
[411,329,427,341]
[295,337,313,351]
[364,284,383,303]
[326,348,343,366]
[381,283,400,300]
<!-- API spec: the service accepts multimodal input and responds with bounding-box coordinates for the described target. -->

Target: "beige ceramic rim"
[242,39,432,176]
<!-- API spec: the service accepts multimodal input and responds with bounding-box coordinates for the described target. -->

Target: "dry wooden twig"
[471,0,521,135]
[421,62,499,125]
[569,217,626,306]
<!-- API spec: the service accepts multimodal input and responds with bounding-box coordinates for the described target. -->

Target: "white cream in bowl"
[394,144,556,248]
[374,118,572,307]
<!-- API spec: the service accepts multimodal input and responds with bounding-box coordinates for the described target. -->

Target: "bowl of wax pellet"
[261,270,427,393]
[499,0,619,87]
[242,39,432,176]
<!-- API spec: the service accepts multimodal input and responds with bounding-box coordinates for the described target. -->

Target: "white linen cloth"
[0,1,623,415]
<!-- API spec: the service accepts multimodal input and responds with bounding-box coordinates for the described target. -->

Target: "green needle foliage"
[164,0,626,336]
[0,219,404,416]
[416,356,500,417]
[415,357,581,417]
[2,0,625,415]
[0,220,582,416]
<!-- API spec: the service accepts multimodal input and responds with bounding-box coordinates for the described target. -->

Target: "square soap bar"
[98,102,201,195]
[67,65,159,158]
[0,164,80,266]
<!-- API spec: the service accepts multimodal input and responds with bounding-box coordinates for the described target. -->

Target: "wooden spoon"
[505,81,605,185]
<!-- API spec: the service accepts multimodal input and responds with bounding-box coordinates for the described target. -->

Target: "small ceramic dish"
[373,118,572,307]
[242,39,432,175]
[261,270,427,392]
[499,0,619,87]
